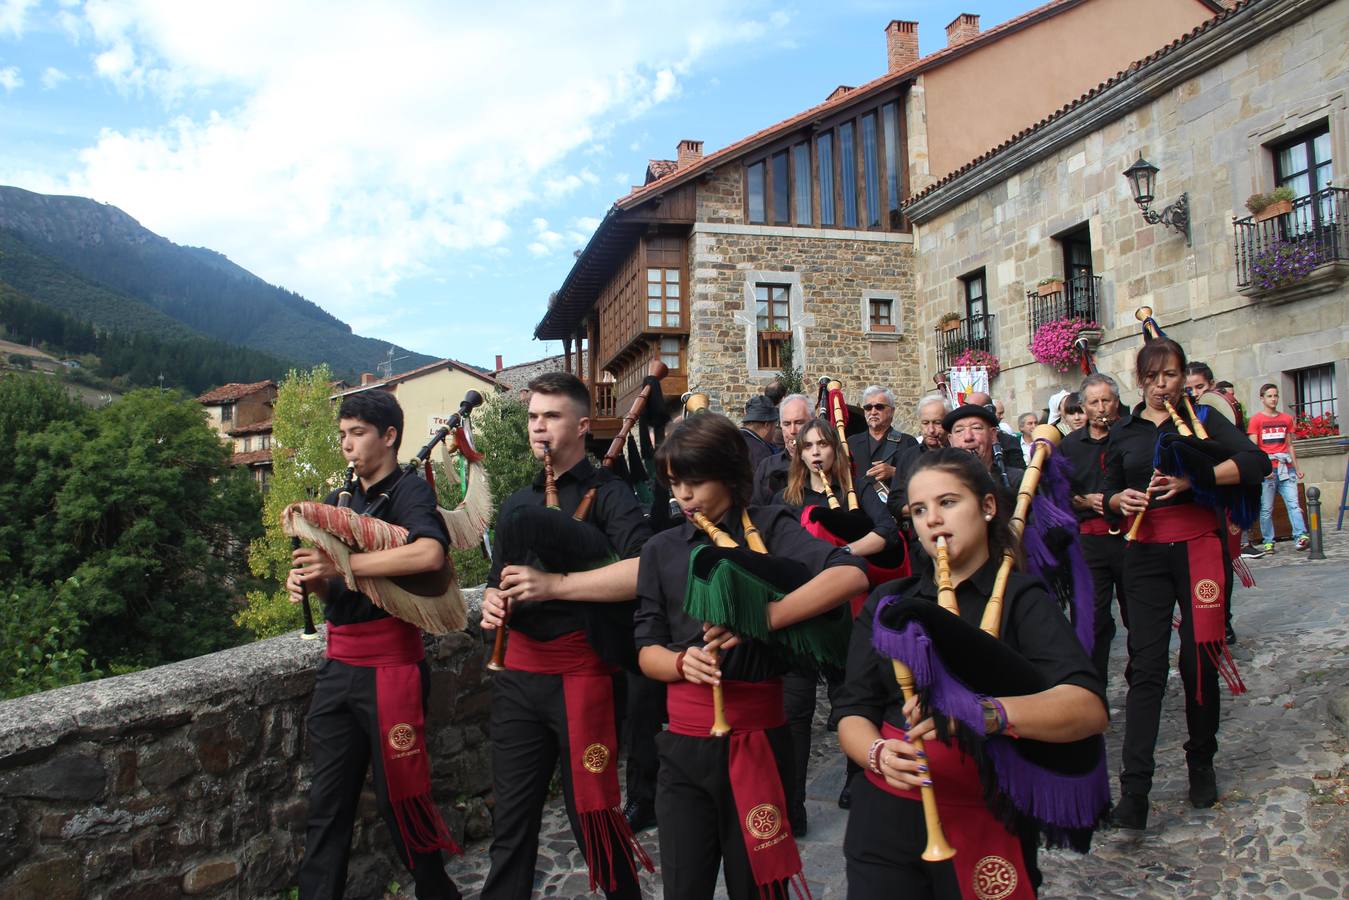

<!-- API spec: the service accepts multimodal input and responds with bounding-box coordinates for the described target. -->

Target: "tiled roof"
[904,0,1247,207]
[332,358,498,398]
[197,380,275,404]
[645,160,678,184]
[616,0,1104,209]
[228,419,274,436]
[230,448,273,467]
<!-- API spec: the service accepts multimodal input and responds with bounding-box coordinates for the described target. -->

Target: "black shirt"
[488,457,652,641]
[740,427,779,474]
[847,428,919,474]
[321,466,450,626]
[751,452,791,507]
[1101,403,1269,527]
[772,479,899,547]
[1059,426,1110,524]
[832,557,1104,730]
[634,505,866,680]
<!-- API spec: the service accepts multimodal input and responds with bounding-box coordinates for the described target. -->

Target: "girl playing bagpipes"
[1102,330,1268,828]
[634,412,868,899]
[835,449,1108,899]
[773,416,909,819]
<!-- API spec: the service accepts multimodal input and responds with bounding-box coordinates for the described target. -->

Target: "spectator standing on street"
[847,385,918,503]
[1017,411,1038,462]
[752,393,811,505]
[1248,384,1309,553]
[739,394,780,473]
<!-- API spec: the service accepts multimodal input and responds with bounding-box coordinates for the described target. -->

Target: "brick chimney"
[827,85,855,102]
[360,372,377,386]
[945,13,980,47]
[495,354,503,372]
[676,139,704,169]
[885,20,919,72]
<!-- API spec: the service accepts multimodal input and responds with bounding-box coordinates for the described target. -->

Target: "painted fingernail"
[917,750,926,758]
[923,779,933,786]
[918,765,928,773]
[901,731,909,741]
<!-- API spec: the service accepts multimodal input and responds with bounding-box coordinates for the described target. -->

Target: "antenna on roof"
[378,345,412,379]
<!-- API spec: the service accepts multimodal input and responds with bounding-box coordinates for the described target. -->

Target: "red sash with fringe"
[505,630,653,890]
[867,723,1033,900]
[1131,504,1246,699]
[668,679,810,899]
[326,618,460,863]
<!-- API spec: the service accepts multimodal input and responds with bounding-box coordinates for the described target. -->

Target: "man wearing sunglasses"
[846,385,918,499]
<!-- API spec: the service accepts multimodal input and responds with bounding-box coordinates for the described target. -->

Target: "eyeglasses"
[862,403,890,412]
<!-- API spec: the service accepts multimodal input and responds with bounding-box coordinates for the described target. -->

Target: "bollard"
[1307,486,1326,560]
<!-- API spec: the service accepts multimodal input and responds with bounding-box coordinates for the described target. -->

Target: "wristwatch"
[980,698,1002,736]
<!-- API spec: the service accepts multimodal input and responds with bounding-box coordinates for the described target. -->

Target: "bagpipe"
[803,378,909,596]
[486,361,669,672]
[1123,306,1261,540]
[283,390,490,636]
[871,426,1110,856]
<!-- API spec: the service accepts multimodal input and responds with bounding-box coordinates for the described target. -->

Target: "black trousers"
[1080,532,1128,687]
[623,671,666,808]
[781,671,817,829]
[481,669,641,900]
[299,658,459,900]
[654,727,795,900]
[842,776,1040,899]
[1119,540,1221,797]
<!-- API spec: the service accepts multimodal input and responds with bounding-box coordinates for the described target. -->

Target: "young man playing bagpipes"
[634,412,868,898]
[286,391,462,900]
[478,371,655,899]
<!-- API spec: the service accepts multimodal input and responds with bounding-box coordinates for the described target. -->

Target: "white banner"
[947,366,990,406]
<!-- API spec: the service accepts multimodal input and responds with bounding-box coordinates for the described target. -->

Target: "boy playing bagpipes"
[634,412,868,899]
[478,372,655,899]
[286,391,462,900]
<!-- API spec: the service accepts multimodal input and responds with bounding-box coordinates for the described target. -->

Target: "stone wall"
[909,0,1348,498]
[0,592,491,900]
[688,167,923,427]
[494,352,585,394]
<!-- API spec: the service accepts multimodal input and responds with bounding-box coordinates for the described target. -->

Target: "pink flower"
[1030,318,1098,373]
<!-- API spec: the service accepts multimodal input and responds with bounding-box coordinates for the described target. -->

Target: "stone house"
[197,380,280,486]
[333,359,501,459]
[903,0,1347,501]
[535,0,1225,432]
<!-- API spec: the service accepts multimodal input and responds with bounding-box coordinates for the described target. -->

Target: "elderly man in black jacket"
[847,385,918,500]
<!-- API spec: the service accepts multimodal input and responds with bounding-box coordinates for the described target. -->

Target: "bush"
[0,579,102,698]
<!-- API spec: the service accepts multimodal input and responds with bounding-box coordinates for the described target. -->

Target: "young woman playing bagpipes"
[772,416,908,820]
[835,449,1109,899]
[1102,334,1268,829]
[634,412,869,899]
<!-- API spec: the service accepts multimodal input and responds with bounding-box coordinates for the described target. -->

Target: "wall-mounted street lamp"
[1122,154,1190,246]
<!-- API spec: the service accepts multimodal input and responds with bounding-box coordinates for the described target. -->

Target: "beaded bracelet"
[867,737,887,775]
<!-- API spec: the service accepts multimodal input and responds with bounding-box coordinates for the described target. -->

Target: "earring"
[984,514,994,521]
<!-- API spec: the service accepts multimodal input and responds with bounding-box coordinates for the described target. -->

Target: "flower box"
[1253,199,1293,222]
[1036,279,1065,297]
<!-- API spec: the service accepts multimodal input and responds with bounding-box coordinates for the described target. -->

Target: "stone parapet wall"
[0,591,491,900]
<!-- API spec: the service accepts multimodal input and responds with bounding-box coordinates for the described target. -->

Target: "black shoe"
[1225,626,1238,646]
[790,806,808,838]
[1110,792,1149,830]
[623,798,656,832]
[1189,765,1218,809]
[838,782,852,810]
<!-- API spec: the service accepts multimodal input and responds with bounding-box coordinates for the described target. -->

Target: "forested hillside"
[0,186,437,374]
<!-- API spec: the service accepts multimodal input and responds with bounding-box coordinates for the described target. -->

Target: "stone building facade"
[904,0,1348,497]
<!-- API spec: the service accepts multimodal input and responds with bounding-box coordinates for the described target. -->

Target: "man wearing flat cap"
[945,403,1024,501]
[740,394,780,472]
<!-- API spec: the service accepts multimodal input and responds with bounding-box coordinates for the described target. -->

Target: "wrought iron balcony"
[935,313,996,372]
[1027,274,1103,334]
[1234,187,1349,290]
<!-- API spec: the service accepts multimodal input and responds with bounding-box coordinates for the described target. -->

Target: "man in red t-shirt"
[1247,384,1308,551]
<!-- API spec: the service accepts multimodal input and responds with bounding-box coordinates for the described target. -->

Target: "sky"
[0,0,1032,372]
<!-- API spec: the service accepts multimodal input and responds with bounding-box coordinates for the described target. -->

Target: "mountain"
[0,186,437,375]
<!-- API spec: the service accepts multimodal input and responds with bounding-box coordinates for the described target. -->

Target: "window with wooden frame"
[868,297,895,331]
[220,403,233,424]
[1290,362,1337,422]
[740,91,907,232]
[646,267,681,328]
[1274,124,1332,200]
[755,283,791,369]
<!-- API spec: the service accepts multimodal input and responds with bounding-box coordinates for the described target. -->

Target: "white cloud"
[0,65,20,92]
[41,67,68,89]
[575,216,602,233]
[0,0,39,37]
[22,1,784,321]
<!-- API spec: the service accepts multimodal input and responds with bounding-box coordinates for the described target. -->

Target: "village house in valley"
[537,0,1225,430]
[197,379,279,486]
[904,0,1347,502]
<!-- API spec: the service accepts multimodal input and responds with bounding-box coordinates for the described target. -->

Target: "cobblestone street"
[443,529,1349,898]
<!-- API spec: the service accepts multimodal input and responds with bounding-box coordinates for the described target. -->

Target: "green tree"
[777,335,805,396]
[0,579,102,699]
[238,365,346,638]
[3,388,261,671]
[471,393,538,525]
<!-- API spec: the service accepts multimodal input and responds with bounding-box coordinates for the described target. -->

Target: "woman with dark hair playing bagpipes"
[772,415,909,821]
[835,448,1109,899]
[1102,313,1268,829]
[634,411,868,899]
